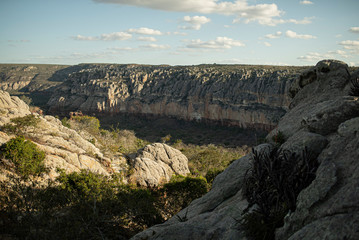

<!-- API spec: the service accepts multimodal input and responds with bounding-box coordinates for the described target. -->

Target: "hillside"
[131,59,359,240]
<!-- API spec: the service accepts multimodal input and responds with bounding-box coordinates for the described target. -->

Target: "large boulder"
[129,143,190,187]
[131,60,359,240]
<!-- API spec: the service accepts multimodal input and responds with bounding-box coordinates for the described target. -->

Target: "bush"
[242,147,318,240]
[349,77,359,96]
[1,114,40,135]
[71,115,100,133]
[160,175,208,216]
[0,136,46,178]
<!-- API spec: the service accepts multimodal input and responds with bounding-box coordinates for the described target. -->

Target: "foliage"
[71,115,100,133]
[61,117,70,128]
[178,144,244,177]
[0,170,164,239]
[349,77,359,96]
[159,175,208,216]
[1,114,40,135]
[242,146,318,240]
[205,168,223,185]
[0,136,46,178]
[271,130,286,145]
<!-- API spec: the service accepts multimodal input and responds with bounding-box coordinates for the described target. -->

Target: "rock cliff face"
[47,64,305,130]
[131,60,359,240]
[0,91,189,185]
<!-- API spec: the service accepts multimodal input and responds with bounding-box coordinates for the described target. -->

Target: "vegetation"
[242,147,318,240]
[349,77,359,96]
[0,136,46,178]
[173,142,246,177]
[0,170,208,239]
[1,114,40,135]
[271,130,286,146]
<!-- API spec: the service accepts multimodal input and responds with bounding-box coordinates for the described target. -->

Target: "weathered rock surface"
[0,90,111,178]
[46,64,306,130]
[131,60,359,239]
[129,143,190,187]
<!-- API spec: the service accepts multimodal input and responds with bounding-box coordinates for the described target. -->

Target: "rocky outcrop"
[0,90,31,126]
[131,60,359,240]
[47,64,305,130]
[129,143,190,187]
[0,90,111,178]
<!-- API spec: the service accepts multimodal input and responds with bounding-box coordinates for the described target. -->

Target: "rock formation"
[46,64,305,131]
[0,90,191,186]
[131,60,359,240]
[129,143,190,187]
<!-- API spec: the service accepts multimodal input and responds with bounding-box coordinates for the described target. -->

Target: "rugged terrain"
[1,63,307,131]
[131,60,359,239]
[0,90,189,186]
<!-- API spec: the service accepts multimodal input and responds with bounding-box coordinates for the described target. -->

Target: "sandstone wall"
[47,64,305,130]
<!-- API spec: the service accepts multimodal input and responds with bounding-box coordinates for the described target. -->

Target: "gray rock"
[132,59,359,240]
[129,143,190,187]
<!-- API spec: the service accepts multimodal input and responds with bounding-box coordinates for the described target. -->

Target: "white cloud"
[172,31,188,36]
[127,27,163,35]
[285,30,316,39]
[181,15,211,30]
[300,1,313,5]
[140,44,170,50]
[187,37,245,49]
[349,27,359,33]
[265,31,282,39]
[339,40,359,50]
[100,32,132,40]
[263,42,271,47]
[298,50,350,62]
[137,36,157,42]
[297,52,327,62]
[73,32,132,41]
[93,0,300,26]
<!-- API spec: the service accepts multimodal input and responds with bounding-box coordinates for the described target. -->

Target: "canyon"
[1,63,307,131]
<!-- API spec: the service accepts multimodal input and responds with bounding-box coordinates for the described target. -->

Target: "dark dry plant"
[242,146,318,240]
[349,77,359,96]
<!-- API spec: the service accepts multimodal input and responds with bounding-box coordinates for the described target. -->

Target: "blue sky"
[1,0,358,66]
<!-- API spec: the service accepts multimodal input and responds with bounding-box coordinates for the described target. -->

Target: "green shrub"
[242,147,318,240]
[160,175,208,216]
[61,117,70,128]
[71,115,100,133]
[0,136,46,178]
[1,114,40,134]
[205,168,223,185]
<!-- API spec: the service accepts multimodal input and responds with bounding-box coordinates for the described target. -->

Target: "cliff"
[46,64,306,130]
[131,60,359,240]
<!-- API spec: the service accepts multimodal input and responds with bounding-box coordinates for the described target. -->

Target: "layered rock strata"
[47,64,305,130]
[131,60,359,239]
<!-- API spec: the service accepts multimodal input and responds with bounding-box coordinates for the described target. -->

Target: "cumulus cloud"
[181,16,211,30]
[127,27,163,35]
[300,1,313,5]
[137,36,157,42]
[285,30,316,39]
[265,31,282,39]
[73,32,132,41]
[298,50,349,62]
[349,27,359,33]
[140,44,170,50]
[187,37,245,49]
[93,0,302,26]
[339,40,359,50]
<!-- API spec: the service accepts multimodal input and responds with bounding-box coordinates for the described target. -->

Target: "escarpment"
[131,60,359,240]
[47,64,305,130]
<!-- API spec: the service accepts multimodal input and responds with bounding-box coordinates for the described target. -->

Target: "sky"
[1,0,359,66]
